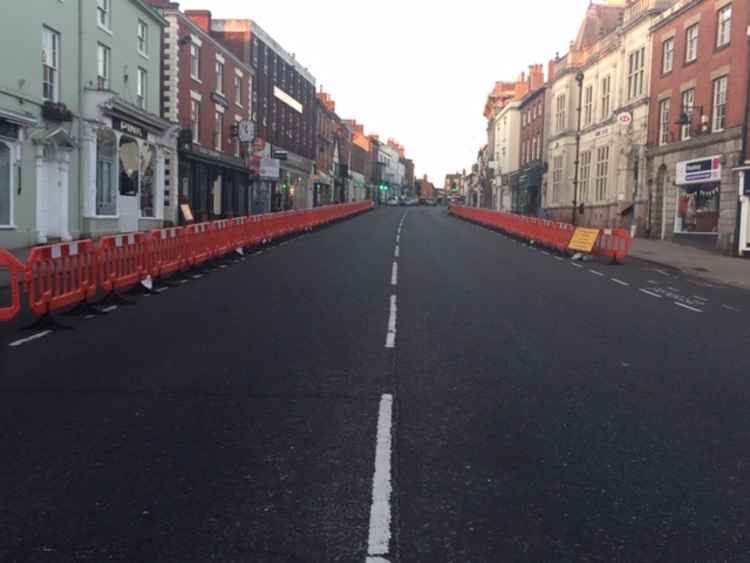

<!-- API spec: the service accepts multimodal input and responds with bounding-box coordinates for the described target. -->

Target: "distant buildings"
[469,0,750,255]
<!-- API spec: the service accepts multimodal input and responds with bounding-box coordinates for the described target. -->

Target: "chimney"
[547,58,557,82]
[185,10,212,33]
[529,64,545,90]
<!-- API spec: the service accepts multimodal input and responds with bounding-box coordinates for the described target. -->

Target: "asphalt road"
[1,206,749,562]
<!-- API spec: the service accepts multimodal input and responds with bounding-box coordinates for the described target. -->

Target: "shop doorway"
[118,136,140,233]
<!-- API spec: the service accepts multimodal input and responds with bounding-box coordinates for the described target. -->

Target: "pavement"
[630,237,750,290]
[0,206,749,562]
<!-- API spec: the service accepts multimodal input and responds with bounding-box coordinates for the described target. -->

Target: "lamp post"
[572,70,584,226]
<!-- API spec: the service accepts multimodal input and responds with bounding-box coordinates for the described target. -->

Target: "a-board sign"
[180,203,194,223]
[568,227,601,253]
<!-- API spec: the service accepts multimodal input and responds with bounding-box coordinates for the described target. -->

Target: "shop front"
[673,156,721,248]
[312,172,332,207]
[739,169,750,256]
[516,165,542,216]
[279,149,312,210]
[177,131,254,224]
[81,93,178,237]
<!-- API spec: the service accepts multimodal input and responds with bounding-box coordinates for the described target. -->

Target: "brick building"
[208,18,316,211]
[517,65,546,215]
[403,158,415,196]
[347,120,373,201]
[646,0,749,251]
[314,90,336,205]
[416,175,436,200]
[149,4,255,222]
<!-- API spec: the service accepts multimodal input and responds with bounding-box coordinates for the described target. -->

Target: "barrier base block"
[24,313,73,332]
[97,292,137,308]
[63,301,107,317]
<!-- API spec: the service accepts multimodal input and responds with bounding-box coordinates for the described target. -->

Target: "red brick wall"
[176,15,251,155]
[648,0,749,148]
[519,88,546,166]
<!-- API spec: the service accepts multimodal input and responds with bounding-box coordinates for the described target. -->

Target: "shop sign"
[677,156,721,185]
[211,92,229,108]
[113,118,147,139]
[259,157,280,179]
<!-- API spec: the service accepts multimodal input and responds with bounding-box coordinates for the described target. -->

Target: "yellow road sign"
[568,227,601,253]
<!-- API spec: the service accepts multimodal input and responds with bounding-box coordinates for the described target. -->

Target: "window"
[685,24,699,62]
[234,75,242,106]
[191,100,200,143]
[712,75,728,132]
[662,38,674,75]
[579,150,592,202]
[136,67,147,109]
[97,43,110,89]
[595,146,609,201]
[0,142,12,226]
[551,155,563,203]
[140,144,156,218]
[600,76,611,120]
[555,94,566,132]
[214,111,223,150]
[190,43,200,80]
[137,20,148,55]
[583,85,593,126]
[42,27,60,102]
[716,4,732,48]
[97,0,111,30]
[628,48,646,100]
[681,88,695,141]
[234,119,241,158]
[215,61,225,94]
[659,98,671,145]
[96,129,117,215]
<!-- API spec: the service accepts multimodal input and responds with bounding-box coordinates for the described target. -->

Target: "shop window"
[0,142,11,226]
[96,129,117,215]
[118,136,139,196]
[140,144,156,217]
[677,186,720,233]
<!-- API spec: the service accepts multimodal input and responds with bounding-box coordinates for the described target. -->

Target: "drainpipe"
[736,25,750,256]
[77,0,84,234]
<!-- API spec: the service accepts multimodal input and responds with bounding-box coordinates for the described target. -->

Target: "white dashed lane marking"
[612,278,630,287]
[390,262,398,286]
[366,394,394,561]
[675,302,703,313]
[385,295,397,349]
[589,270,605,277]
[9,331,53,348]
[640,289,663,299]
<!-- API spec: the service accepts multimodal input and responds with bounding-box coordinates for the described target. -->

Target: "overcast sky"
[179,0,590,185]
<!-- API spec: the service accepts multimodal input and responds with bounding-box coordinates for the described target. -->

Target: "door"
[118,136,140,233]
[38,145,61,240]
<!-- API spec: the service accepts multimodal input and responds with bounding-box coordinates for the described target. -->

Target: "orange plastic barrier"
[593,228,632,263]
[449,204,631,260]
[185,222,213,266]
[97,233,150,294]
[1,201,374,323]
[24,240,98,317]
[0,249,25,321]
[149,227,187,280]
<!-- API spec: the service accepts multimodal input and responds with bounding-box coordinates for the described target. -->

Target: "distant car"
[425,198,436,206]
[386,198,399,207]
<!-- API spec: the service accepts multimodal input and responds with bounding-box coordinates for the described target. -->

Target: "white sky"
[179,0,590,185]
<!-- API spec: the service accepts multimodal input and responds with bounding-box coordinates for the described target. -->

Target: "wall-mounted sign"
[273,86,303,114]
[616,112,632,126]
[113,118,147,139]
[676,155,721,185]
[211,92,229,108]
[259,157,280,180]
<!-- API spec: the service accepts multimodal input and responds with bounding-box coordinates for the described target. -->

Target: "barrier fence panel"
[449,204,630,260]
[97,233,151,295]
[25,240,98,317]
[149,227,186,280]
[0,201,374,323]
[0,249,26,321]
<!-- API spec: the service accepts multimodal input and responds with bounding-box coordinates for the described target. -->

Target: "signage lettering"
[113,118,146,139]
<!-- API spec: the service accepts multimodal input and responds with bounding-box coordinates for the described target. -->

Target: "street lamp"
[572,70,584,226]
